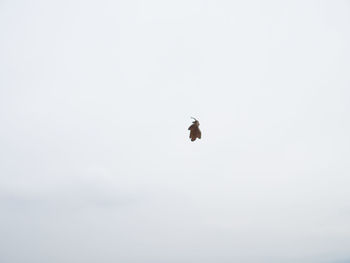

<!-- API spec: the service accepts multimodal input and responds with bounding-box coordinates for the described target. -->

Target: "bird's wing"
[189,127,201,141]
[189,128,195,139]
[188,124,195,130]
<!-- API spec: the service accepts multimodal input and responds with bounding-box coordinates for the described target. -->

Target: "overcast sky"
[1,0,350,262]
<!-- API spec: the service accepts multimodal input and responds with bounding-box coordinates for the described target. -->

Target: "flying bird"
[188,117,201,142]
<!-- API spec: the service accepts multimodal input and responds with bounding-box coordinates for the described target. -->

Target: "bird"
[188,117,201,142]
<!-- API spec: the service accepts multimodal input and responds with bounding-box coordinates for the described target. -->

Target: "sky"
[1,0,350,262]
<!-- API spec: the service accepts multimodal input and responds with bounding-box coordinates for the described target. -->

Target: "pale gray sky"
[1,0,350,262]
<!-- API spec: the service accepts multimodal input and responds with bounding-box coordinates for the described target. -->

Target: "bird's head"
[191,117,200,126]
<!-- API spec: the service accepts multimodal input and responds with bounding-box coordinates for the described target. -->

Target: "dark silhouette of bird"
[188,117,201,142]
